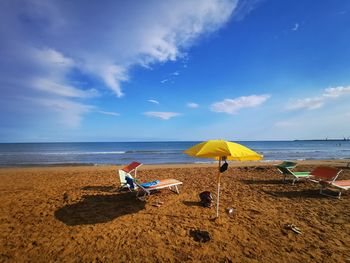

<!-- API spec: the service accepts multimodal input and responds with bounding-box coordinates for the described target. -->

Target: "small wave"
[0,162,97,168]
[125,150,181,154]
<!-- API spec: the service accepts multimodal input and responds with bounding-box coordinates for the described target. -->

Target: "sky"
[1,0,350,142]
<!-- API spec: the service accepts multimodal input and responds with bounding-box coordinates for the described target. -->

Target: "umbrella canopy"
[184,140,262,218]
[184,140,263,161]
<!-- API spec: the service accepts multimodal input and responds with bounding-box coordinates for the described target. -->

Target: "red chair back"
[310,167,341,182]
[122,161,142,173]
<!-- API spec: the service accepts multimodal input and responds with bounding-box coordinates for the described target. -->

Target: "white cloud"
[187,102,199,108]
[287,85,350,111]
[35,98,94,127]
[148,99,160,104]
[32,78,99,98]
[292,23,299,31]
[143,111,180,120]
[32,48,75,68]
[99,65,128,97]
[97,111,120,117]
[210,94,270,114]
[59,0,236,97]
[323,86,350,98]
[171,71,180,76]
[286,97,324,111]
[232,0,263,21]
[161,71,181,84]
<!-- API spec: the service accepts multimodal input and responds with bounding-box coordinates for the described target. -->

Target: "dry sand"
[0,160,350,262]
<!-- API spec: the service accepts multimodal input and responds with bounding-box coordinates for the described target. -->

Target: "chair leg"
[320,185,340,199]
[136,189,148,201]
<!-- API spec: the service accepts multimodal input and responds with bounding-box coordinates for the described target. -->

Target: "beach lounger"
[276,161,297,169]
[307,167,344,198]
[118,161,142,190]
[132,178,183,200]
[322,180,350,198]
[276,161,310,185]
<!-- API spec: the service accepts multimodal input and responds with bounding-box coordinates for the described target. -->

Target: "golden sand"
[0,161,349,262]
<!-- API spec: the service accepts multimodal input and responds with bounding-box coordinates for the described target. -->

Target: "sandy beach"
[0,160,349,262]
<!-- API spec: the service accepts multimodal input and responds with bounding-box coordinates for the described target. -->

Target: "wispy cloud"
[286,97,324,111]
[143,111,180,120]
[287,86,350,111]
[232,0,263,21]
[161,71,181,84]
[187,102,199,108]
[97,111,120,117]
[337,10,347,15]
[32,78,99,98]
[35,98,94,127]
[161,79,169,84]
[148,99,160,105]
[323,86,350,98]
[292,23,299,31]
[210,94,270,114]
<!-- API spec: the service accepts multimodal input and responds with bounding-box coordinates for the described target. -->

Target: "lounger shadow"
[55,192,145,226]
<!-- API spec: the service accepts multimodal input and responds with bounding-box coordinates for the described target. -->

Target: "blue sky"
[1,0,350,142]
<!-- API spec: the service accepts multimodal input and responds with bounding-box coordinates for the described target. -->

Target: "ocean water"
[0,141,349,167]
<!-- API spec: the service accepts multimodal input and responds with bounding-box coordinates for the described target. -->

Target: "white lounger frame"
[134,180,183,201]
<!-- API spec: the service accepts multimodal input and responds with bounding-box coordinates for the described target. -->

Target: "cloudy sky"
[1,0,350,142]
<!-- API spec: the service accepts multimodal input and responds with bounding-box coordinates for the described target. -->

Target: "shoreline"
[0,159,349,170]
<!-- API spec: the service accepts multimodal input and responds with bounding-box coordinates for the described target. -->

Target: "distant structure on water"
[294,137,350,142]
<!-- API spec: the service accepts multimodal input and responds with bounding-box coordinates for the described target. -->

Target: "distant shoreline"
[0,159,349,170]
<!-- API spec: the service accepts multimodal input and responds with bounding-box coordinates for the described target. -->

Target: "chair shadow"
[81,185,116,192]
[55,192,145,226]
[241,179,284,185]
[262,189,329,199]
[182,201,202,207]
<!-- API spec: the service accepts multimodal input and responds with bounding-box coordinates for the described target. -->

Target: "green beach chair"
[276,161,310,185]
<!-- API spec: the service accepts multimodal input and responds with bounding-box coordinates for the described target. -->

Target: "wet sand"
[0,160,349,262]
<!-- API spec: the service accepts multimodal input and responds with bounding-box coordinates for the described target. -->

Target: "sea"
[0,141,349,167]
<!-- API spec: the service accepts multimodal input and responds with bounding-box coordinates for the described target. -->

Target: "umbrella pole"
[216,158,221,218]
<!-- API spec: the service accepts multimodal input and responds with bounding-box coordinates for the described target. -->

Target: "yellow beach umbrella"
[184,140,263,217]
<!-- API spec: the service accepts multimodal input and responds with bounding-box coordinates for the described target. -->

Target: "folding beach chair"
[320,180,350,199]
[133,178,183,201]
[118,161,142,190]
[276,161,310,185]
[307,167,344,198]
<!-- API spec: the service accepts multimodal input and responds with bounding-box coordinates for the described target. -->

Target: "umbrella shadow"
[55,192,145,226]
[262,189,329,199]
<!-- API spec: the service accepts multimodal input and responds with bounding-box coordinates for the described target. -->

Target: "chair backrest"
[309,167,342,182]
[276,161,297,169]
[122,161,142,173]
[276,166,293,175]
[118,170,133,186]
